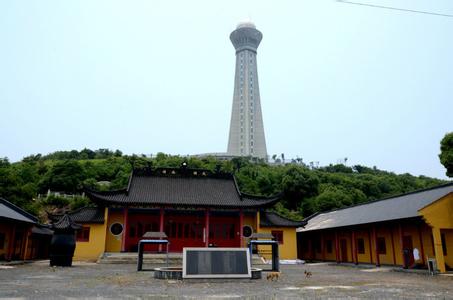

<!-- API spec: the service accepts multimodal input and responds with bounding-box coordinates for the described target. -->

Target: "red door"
[208,216,240,247]
[124,211,241,252]
[403,236,414,267]
[12,229,25,260]
[165,215,205,252]
[126,213,160,252]
[340,239,348,262]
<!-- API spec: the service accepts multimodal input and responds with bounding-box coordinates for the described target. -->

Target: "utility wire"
[337,0,453,18]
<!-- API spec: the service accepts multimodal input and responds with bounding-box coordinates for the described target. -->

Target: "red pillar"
[308,238,314,260]
[22,229,30,260]
[239,209,244,247]
[158,207,165,252]
[121,207,129,252]
[373,225,380,267]
[334,231,340,263]
[351,230,357,264]
[399,223,406,268]
[418,224,425,266]
[368,229,373,264]
[205,208,210,247]
[390,226,396,265]
[159,207,164,232]
[430,233,434,252]
[321,233,326,261]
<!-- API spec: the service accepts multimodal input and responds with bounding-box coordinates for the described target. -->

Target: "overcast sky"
[1,0,452,179]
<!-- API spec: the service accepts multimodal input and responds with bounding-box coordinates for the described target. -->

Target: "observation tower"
[227,21,267,159]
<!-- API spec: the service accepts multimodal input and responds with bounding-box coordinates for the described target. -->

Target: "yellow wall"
[310,232,337,261]
[419,193,453,272]
[375,227,394,265]
[105,209,123,252]
[442,229,453,268]
[298,222,439,269]
[73,208,108,261]
[353,228,397,265]
[104,210,262,251]
[323,233,337,261]
[243,214,256,230]
[243,213,258,247]
[72,208,300,261]
[420,224,435,261]
[338,232,352,262]
[258,227,297,259]
[355,230,372,263]
[419,193,453,229]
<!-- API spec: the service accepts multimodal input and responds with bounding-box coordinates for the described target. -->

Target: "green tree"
[0,149,447,220]
[80,148,96,159]
[281,166,319,210]
[38,160,86,193]
[439,132,453,177]
[312,185,353,212]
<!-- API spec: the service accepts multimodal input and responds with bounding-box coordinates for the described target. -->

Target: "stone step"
[97,252,268,266]
[98,253,179,264]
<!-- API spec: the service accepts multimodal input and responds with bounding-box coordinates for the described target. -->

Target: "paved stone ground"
[0,261,452,299]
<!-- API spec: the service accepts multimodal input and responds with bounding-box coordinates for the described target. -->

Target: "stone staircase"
[98,252,268,267]
[98,252,182,265]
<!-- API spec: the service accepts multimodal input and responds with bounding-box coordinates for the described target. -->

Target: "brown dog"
[266,272,281,281]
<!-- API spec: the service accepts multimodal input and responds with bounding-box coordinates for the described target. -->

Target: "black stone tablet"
[183,248,251,278]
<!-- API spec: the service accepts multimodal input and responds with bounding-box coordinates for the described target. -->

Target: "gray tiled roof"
[260,211,306,227]
[298,183,453,232]
[86,168,280,208]
[0,197,37,224]
[69,207,104,223]
[49,207,105,224]
[31,225,53,235]
[52,214,82,230]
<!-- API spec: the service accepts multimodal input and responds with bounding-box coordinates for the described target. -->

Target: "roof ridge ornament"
[51,214,82,231]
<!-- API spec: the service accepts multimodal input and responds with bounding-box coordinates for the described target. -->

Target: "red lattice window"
[76,227,90,242]
[0,233,5,250]
[357,238,365,254]
[326,240,333,253]
[377,237,386,254]
[271,230,284,244]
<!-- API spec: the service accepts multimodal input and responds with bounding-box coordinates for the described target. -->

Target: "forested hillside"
[0,149,448,221]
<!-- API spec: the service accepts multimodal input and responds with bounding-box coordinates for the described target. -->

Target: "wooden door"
[12,229,24,260]
[402,235,414,267]
[340,239,348,262]
[164,215,205,252]
[208,216,240,247]
[126,214,160,252]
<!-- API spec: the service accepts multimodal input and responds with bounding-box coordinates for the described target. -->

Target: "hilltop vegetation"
[439,132,453,177]
[0,149,448,221]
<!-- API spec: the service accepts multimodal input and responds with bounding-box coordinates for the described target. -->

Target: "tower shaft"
[227,23,267,159]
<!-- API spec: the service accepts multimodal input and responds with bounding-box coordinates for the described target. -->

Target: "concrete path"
[0,261,452,299]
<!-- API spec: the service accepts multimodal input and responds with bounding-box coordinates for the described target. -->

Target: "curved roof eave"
[86,190,279,209]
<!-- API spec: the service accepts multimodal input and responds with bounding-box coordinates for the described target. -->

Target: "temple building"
[62,166,304,261]
[297,183,453,273]
[0,197,52,261]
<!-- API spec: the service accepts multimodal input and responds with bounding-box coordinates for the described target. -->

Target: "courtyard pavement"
[1,261,452,299]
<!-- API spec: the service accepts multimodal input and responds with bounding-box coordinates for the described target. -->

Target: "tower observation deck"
[227,22,267,160]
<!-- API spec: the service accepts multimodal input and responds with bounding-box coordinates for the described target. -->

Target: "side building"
[297,183,453,273]
[0,197,52,261]
[55,166,304,261]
